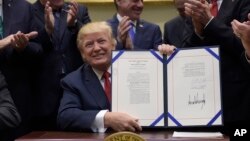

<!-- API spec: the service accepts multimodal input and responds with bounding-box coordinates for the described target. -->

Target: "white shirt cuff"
[91,110,108,133]
[195,17,214,39]
[205,16,214,28]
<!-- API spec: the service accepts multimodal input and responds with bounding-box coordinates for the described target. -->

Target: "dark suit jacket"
[57,65,109,131]
[107,15,162,50]
[0,0,42,139]
[32,0,91,130]
[186,0,250,124]
[0,70,21,131]
[163,16,193,48]
[241,53,250,73]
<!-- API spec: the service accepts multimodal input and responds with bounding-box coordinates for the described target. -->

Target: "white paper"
[172,131,223,138]
[112,51,164,126]
[167,48,222,126]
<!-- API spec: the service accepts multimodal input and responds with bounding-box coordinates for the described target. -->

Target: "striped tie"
[128,22,135,44]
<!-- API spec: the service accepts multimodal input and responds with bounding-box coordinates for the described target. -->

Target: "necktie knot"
[102,71,111,80]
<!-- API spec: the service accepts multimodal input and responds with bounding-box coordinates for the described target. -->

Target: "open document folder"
[111,46,222,127]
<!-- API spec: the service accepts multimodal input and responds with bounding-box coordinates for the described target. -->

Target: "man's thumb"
[26,31,38,39]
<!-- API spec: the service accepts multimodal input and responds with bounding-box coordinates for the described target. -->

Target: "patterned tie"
[53,11,61,49]
[210,0,218,17]
[103,71,111,103]
[128,22,135,44]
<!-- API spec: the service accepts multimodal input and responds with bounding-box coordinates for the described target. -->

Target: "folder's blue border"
[164,46,223,128]
[111,47,223,128]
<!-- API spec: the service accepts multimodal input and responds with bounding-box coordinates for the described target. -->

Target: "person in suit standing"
[163,0,194,48]
[184,0,250,134]
[32,0,91,130]
[107,0,162,50]
[57,22,176,132]
[0,0,42,139]
[231,13,250,71]
[0,70,21,140]
[57,22,142,132]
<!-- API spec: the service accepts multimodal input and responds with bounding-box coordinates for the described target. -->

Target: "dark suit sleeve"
[0,71,21,131]
[69,5,91,33]
[163,22,170,44]
[57,77,99,131]
[241,52,250,73]
[153,25,163,50]
[185,0,250,55]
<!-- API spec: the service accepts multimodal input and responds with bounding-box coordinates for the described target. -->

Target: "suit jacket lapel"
[83,66,110,109]
[181,17,193,48]
[216,0,232,20]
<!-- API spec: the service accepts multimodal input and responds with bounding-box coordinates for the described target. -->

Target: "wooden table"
[16,131,229,141]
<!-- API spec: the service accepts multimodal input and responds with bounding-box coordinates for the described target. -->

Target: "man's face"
[79,31,115,71]
[117,0,144,21]
[49,0,64,9]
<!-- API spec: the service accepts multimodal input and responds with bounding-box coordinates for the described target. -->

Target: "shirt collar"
[92,67,111,81]
[217,0,223,10]
[116,13,137,26]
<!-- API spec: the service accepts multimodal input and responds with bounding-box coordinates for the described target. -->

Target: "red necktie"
[103,71,111,103]
[210,0,218,17]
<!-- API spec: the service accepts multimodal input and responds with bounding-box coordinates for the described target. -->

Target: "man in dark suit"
[163,0,194,48]
[32,0,91,130]
[0,70,21,140]
[107,0,162,50]
[184,0,250,134]
[232,13,250,72]
[0,0,42,139]
[57,22,142,132]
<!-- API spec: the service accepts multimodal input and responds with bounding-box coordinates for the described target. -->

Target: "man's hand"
[10,31,38,51]
[44,1,54,35]
[66,0,78,27]
[184,0,213,35]
[104,112,142,132]
[231,18,250,58]
[158,44,176,55]
[117,16,133,49]
[0,31,38,51]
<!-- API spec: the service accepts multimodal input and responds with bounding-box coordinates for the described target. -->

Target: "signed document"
[167,47,222,127]
[111,51,164,126]
[111,47,222,127]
